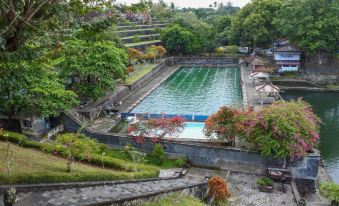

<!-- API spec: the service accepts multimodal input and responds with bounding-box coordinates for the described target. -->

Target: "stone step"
[124,40,162,49]
[118,24,166,31]
[14,178,205,206]
[116,28,159,37]
[121,34,160,44]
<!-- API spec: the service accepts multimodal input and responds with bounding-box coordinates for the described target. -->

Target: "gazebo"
[255,83,282,104]
[250,72,270,79]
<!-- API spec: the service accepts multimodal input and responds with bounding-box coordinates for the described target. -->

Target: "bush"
[133,35,141,43]
[0,130,43,150]
[319,182,339,204]
[257,177,273,186]
[215,47,225,56]
[225,45,239,54]
[149,144,165,165]
[208,176,231,202]
[174,156,188,167]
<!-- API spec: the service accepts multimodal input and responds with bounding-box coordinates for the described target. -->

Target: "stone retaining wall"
[168,57,239,65]
[63,114,268,175]
[128,60,167,91]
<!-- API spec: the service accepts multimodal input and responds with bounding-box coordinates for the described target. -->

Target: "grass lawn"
[141,193,204,206]
[124,40,161,47]
[124,63,159,85]
[0,141,157,184]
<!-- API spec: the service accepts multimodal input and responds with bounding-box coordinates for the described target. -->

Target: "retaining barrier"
[120,112,209,122]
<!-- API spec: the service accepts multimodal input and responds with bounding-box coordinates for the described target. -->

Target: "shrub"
[125,66,135,75]
[225,45,239,54]
[122,144,146,164]
[319,182,339,204]
[238,100,320,158]
[208,176,231,202]
[174,156,188,167]
[257,177,273,186]
[215,47,225,56]
[149,144,165,165]
[132,35,141,43]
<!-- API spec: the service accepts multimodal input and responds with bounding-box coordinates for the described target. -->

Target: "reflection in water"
[282,91,339,183]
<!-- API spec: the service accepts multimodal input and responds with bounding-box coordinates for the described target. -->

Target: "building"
[273,43,302,73]
[0,113,63,137]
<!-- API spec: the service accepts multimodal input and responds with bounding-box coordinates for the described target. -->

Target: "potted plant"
[257,177,274,193]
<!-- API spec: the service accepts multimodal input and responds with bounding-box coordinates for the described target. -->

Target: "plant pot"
[258,185,273,193]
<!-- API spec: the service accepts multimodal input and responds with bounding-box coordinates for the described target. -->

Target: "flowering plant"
[128,116,186,144]
[205,100,320,158]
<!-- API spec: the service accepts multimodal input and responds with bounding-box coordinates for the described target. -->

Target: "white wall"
[274,52,300,61]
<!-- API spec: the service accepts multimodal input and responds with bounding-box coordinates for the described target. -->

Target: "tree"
[0,0,67,51]
[0,59,78,125]
[59,39,127,100]
[275,0,339,64]
[161,24,196,55]
[128,116,185,144]
[230,0,283,52]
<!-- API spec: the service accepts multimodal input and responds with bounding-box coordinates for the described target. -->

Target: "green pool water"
[131,66,243,115]
[283,91,339,183]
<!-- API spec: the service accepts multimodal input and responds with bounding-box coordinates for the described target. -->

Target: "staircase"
[116,22,167,50]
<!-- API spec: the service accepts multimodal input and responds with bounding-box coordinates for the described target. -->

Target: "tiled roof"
[273,44,302,52]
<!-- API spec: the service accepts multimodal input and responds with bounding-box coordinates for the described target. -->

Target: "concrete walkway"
[13,177,204,206]
[87,66,179,133]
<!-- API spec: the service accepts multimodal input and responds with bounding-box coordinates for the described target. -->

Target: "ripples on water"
[131,66,243,115]
[283,91,339,183]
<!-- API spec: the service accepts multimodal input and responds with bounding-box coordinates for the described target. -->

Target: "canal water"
[282,91,339,183]
[131,66,243,115]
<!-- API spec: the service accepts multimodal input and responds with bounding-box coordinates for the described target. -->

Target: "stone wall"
[128,60,167,91]
[168,57,239,66]
[301,54,339,82]
[63,114,268,175]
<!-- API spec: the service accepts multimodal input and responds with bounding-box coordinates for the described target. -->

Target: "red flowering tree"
[204,106,240,144]
[205,100,320,158]
[128,116,186,143]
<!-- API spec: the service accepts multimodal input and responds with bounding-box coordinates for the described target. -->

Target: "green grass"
[141,193,204,206]
[0,141,157,184]
[124,40,161,47]
[124,63,159,85]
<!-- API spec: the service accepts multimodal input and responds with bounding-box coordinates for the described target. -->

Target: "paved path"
[13,178,203,206]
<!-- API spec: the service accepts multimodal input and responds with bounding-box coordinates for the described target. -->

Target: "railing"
[120,112,209,122]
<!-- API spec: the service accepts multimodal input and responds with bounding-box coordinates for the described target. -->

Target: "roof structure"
[255,84,281,93]
[273,44,302,53]
[250,72,270,78]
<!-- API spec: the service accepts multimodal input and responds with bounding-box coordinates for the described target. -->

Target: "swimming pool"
[177,122,207,139]
[131,66,243,115]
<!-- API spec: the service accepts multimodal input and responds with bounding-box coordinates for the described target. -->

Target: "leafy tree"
[59,39,127,100]
[0,59,78,124]
[275,0,339,64]
[0,0,70,51]
[160,24,196,55]
[230,0,283,52]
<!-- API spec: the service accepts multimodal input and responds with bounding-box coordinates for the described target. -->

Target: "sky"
[115,0,251,8]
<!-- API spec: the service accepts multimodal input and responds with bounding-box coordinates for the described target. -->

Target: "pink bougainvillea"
[204,100,320,158]
[128,116,186,143]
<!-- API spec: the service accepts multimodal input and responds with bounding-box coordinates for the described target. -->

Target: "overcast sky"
[115,0,251,8]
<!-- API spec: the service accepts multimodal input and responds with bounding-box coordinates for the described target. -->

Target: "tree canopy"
[0,59,78,120]
[59,39,127,100]
[275,0,339,63]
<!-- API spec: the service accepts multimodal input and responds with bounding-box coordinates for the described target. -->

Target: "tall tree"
[0,59,78,124]
[160,24,196,55]
[275,0,339,64]
[59,39,127,100]
[230,0,283,52]
[0,0,66,51]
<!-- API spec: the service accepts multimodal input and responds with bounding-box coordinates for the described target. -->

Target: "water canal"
[283,91,339,183]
